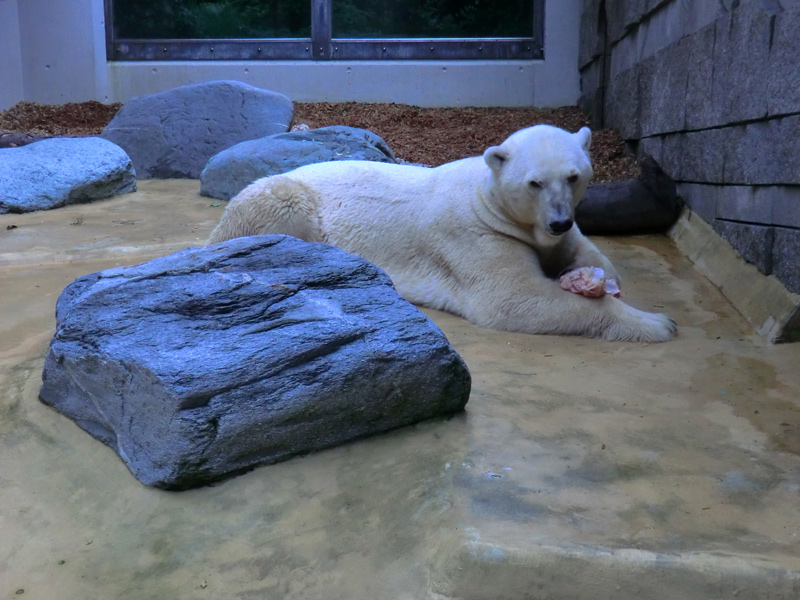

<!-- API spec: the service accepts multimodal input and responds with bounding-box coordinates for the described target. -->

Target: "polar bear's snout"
[548,218,574,236]
[540,188,576,237]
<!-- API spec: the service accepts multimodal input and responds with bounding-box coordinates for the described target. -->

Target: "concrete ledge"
[668,207,800,343]
[432,540,800,600]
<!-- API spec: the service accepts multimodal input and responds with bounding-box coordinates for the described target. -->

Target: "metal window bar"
[105,0,544,61]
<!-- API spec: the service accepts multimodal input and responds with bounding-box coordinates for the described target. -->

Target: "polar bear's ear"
[484,146,509,172]
[575,127,592,152]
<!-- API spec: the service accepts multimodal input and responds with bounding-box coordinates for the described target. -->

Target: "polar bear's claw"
[604,308,677,343]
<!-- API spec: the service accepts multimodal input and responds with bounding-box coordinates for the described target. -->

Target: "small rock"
[200,126,396,201]
[0,137,136,214]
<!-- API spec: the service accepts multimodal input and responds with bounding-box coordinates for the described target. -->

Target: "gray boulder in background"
[101,80,294,179]
[39,235,471,490]
[0,137,136,214]
[200,126,397,201]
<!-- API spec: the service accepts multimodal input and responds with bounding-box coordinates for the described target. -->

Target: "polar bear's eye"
[529,180,542,189]
[567,174,579,184]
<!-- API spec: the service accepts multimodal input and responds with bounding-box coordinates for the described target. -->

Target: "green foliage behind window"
[333,0,533,38]
[113,0,533,40]
[114,0,310,39]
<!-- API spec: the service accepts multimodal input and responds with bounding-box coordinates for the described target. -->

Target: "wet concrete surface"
[1,180,799,599]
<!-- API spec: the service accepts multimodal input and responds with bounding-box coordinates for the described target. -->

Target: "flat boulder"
[200,126,397,201]
[101,80,294,179]
[39,235,471,490]
[0,137,136,214]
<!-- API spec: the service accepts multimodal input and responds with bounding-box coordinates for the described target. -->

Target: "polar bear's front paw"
[604,306,677,343]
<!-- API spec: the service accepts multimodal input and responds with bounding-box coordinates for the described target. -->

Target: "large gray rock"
[39,235,471,490]
[0,137,136,214]
[200,126,397,201]
[101,80,294,179]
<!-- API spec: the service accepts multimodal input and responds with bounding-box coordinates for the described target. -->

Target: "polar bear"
[208,125,676,342]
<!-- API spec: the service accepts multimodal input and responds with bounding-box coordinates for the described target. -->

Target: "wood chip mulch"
[0,100,639,182]
[0,101,123,137]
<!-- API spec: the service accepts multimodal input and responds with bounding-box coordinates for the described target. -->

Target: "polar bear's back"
[284,159,430,195]
[283,157,486,215]
[276,158,485,305]
[280,160,439,257]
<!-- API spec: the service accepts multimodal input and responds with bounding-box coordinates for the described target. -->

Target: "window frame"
[104,0,545,61]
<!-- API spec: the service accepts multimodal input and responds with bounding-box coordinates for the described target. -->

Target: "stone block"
[675,183,716,223]
[638,135,666,168]
[656,129,727,183]
[639,36,690,136]
[773,227,800,293]
[605,66,641,140]
[768,186,800,228]
[654,133,684,180]
[710,184,800,228]
[767,6,800,116]
[605,0,674,45]
[578,87,605,131]
[712,220,774,275]
[678,1,725,38]
[608,28,639,78]
[724,117,800,185]
[579,0,605,68]
[711,4,772,125]
[713,186,763,224]
[637,1,678,61]
[606,0,646,44]
[642,0,670,16]
[683,23,718,130]
[39,235,471,489]
[579,56,604,98]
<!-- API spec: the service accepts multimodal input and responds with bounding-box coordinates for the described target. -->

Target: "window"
[105,0,544,61]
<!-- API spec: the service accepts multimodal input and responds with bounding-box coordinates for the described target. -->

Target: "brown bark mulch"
[0,100,639,182]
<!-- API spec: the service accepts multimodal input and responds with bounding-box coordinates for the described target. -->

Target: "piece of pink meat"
[559,267,621,298]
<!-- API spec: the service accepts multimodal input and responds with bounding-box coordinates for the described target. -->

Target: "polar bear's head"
[483,125,593,248]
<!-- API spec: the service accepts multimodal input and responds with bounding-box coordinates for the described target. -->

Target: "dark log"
[577,156,683,235]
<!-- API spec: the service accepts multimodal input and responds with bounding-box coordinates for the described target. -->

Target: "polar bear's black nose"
[549,219,574,235]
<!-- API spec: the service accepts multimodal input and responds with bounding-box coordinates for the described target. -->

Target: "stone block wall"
[579,0,800,293]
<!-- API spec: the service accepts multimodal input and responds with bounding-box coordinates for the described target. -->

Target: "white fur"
[208,125,676,342]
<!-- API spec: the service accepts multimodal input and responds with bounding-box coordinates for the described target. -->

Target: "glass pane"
[333,0,534,38]
[113,0,310,39]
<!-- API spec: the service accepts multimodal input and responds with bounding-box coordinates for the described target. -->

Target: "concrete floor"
[1,180,799,600]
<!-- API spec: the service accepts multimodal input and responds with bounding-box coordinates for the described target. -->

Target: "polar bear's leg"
[468,279,676,342]
[207,176,322,245]
[457,238,676,342]
[542,227,621,285]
